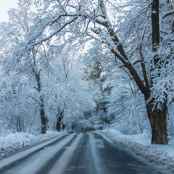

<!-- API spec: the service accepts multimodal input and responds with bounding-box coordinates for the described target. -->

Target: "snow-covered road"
[0,132,166,174]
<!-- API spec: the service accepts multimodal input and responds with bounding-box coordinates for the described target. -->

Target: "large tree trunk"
[35,69,48,134]
[148,0,168,144]
[145,96,168,144]
[32,48,48,134]
[40,96,48,134]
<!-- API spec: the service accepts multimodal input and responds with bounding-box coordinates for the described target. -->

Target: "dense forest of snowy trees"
[0,0,174,145]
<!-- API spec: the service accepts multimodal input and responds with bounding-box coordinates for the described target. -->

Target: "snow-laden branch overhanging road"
[0,132,168,174]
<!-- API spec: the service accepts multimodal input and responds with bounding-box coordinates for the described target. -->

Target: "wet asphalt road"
[0,133,165,174]
[61,133,161,174]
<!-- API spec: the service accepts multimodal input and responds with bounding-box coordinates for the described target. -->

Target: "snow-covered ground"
[102,129,174,173]
[0,131,63,160]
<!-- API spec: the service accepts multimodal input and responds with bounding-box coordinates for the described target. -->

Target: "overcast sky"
[0,0,17,21]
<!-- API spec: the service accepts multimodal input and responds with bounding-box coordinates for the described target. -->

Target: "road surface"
[0,133,165,174]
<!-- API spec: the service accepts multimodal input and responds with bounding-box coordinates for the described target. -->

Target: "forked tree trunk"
[98,0,168,144]
[145,97,168,144]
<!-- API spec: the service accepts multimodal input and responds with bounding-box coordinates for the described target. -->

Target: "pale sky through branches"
[0,0,17,21]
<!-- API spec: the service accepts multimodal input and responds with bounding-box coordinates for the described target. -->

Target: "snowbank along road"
[0,132,167,174]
